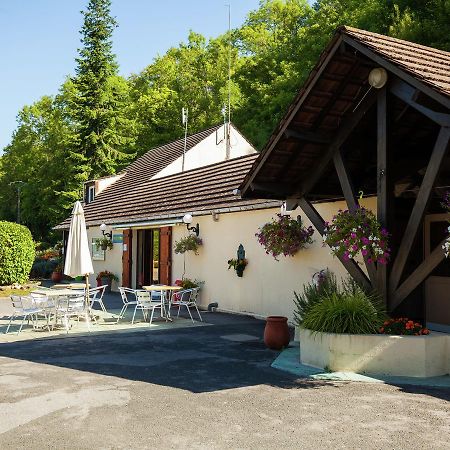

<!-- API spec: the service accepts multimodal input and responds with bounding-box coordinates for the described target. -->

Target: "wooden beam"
[284,129,332,144]
[333,149,377,286]
[390,79,450,127]
[249,182,292,196]
[377,87,388,305]
[297,89,378,198]
[342,35,450,110]
[298,198,372,291]
[391,237,447,310]
[389,127,450,294]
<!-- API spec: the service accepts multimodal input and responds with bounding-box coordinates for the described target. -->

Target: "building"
[58,27,449,329]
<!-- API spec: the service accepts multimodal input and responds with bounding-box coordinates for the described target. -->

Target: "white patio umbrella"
[64,201,94,315]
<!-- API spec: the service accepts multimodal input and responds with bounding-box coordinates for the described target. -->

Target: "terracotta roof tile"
[343,26,450,97]
[56,153,278,229]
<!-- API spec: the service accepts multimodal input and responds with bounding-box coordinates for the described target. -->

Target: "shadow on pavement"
[0,311,335,394]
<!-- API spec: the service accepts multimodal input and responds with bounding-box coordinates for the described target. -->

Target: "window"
[87,185,95,203]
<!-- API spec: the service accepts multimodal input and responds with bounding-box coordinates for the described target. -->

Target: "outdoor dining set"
[5,284,202,335]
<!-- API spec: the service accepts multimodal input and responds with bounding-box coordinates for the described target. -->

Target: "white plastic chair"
[89,285,107,312]
[5,296,44,334]
[172,288,202,324]
[117,287,138,323]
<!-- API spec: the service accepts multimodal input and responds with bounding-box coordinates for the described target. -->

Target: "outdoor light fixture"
[368,68,388,89]
[99,223,112,239]
[183,213,200,236]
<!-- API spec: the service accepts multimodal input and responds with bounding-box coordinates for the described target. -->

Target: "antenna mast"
[182,107,188,172]
[225,4,231,160]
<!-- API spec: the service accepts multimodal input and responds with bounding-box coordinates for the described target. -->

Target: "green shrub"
[0,221,35,285]
[293,272,339,326]
[30,258,58,279]
[294,272,386,334]
[302,288,386,335]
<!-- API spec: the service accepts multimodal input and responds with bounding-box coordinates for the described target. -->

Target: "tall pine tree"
[70,0,135,180]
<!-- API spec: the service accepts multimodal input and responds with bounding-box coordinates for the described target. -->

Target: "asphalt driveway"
[0,311,449,449]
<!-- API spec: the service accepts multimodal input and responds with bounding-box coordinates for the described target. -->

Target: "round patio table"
[141,285,182,321]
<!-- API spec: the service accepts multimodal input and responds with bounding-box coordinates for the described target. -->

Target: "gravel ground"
[0,310,448,449]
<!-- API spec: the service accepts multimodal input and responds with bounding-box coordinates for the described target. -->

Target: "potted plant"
[96,270,118,293]
[323,206,390,264]
[174,235,203,254]
[227,258,248,277]
[95,237,113,251]
[256,214,314,260]
[51,262,63,283]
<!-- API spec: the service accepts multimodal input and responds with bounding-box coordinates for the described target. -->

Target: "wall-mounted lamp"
[99,223,112,239]
[183,213,200,236]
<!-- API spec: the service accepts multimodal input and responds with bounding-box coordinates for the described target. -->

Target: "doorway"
[424,214,450,332]
[136,229,160,288]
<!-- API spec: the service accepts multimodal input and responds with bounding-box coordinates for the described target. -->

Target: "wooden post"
[389,127,450,295]
[377,87,388,306]
[333,149,377,287]
[298,198,372,291]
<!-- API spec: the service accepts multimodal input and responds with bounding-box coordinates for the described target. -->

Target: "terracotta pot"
[264,316,290,350]
[51,271,63,283]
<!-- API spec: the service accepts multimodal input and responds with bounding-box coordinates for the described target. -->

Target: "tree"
[70,0,135,179]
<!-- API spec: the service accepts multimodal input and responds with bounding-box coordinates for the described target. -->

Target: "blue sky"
[0,0,260,151]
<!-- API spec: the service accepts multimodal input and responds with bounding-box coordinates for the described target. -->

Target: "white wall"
[86,226,123,290]
[152,124,255,179]
[172,198,377,322]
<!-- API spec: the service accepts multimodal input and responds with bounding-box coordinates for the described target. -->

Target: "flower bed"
[299,328,449,377]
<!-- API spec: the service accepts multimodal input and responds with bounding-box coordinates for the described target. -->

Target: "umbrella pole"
[85,274,91,330]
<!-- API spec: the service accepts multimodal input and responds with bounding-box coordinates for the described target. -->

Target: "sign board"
[112,232,123,244]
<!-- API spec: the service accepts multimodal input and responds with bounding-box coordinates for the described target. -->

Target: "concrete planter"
[299,327,450,377]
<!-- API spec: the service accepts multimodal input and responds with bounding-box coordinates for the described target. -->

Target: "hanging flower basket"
[174,235,203,255]
[255,214,314,260]
[95,237,113,251]
[323,206,390,265]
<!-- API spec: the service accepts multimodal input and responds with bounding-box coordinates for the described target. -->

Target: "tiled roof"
[55,153,278,229]
[342,26,450,97]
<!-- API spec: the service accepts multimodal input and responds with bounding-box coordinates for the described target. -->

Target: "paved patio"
[0,293,449,449]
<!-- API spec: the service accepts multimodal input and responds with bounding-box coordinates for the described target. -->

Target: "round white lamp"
[182,213,199,236]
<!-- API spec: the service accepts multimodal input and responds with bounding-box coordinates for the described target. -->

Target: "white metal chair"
[117,287,138,323]
[131,291,152,324]
[5,295,44,334]
[56,295,88,333]
[89,285,107,312]
[172,288,202,323]
[30,292,54,331]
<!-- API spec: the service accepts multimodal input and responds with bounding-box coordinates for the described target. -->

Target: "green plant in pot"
[97,270,118,293]
[227,258,248,277]
[95,237,113,251]
[294,273,386,334]
[51,262,64,283]
[174,235,203,254]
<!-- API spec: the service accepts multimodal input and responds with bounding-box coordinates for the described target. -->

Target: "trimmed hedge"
[0,221,35,285]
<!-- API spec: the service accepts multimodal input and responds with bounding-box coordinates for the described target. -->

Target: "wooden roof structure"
[240,27,450,313]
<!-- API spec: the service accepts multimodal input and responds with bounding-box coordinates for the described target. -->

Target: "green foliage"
[0,221,35,285]
[71,0,136,179]
[97,270,119,281]
[1,0,450,243]
[293,272,339,326]
[174,235,203,254]
[298,275,386,334]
